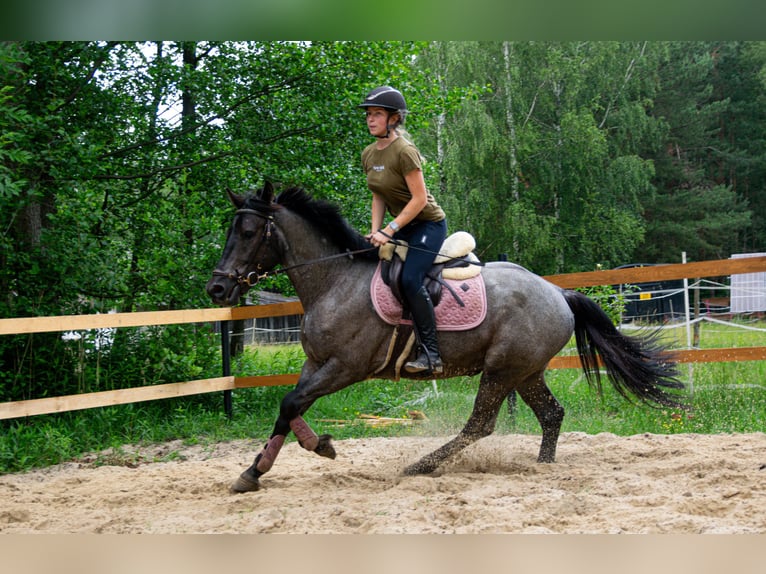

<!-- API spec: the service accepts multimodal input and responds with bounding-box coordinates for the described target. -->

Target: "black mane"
[246,186,378,260]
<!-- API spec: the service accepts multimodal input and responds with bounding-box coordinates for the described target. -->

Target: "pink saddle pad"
[370,263,487,331]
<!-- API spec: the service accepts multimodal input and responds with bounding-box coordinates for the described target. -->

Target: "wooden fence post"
[221,321,233,419]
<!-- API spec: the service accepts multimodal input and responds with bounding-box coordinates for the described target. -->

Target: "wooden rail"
[547,347,766,370]
[542,255,766,288]
[1,256,764,420]
[0,374,303,420]
[0,303,305,336]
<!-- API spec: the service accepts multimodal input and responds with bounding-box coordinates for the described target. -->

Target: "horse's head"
[206,181,283,306]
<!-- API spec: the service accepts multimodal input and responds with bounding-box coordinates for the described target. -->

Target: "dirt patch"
[1,432,764,533]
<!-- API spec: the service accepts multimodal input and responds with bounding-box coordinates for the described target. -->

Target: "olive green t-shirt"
[361,136,445,222]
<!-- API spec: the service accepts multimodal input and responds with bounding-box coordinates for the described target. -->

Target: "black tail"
[562,289,686,408]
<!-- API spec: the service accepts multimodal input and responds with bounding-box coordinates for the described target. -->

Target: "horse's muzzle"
[206,276,242,306]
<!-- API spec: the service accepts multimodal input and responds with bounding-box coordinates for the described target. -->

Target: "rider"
[360,86,448,375]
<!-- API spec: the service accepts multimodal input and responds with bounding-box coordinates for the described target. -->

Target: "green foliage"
[414,41,761,272]
[0,324,220,404]
[415,42,666,273]
[2,41,765,473]
[0,41,419,402]
[644,184,751,261]
[641,42,755,262]
[253,272,297,298]
[575,283,632,325]
[232,344,306,376]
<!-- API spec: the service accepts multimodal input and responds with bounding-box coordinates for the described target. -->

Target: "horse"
[206,182,685,493]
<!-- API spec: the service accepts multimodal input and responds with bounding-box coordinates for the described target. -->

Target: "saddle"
[378,231,482,308]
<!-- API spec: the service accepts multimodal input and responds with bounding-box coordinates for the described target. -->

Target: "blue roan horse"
[206,182,685,493]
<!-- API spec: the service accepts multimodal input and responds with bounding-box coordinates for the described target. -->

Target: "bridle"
[211,208,377,288]
[211,208,277,287]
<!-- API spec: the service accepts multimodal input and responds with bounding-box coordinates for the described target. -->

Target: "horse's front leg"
[231,357,356,493]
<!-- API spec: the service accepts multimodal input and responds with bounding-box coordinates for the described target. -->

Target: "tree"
[2,41,761,404]
[417,41,656,273]
[642,42,752,262]
[712,42,766,253]
[0,41,423,402]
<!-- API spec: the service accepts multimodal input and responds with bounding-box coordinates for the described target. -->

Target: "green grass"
[1,321,764,474]
[655,316,766,349]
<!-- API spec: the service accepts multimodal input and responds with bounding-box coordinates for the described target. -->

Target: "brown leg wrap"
[255,434,285,473]
[289,416,319,451]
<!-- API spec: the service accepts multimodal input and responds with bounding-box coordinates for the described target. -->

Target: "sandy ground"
[1,432,765,534]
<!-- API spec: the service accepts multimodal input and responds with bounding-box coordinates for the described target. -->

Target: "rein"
[377,230,487,268]
[213,209,485,289]
[211,208,378,287]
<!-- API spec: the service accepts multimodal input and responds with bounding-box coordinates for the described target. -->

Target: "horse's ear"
[226,187,245,209]
[258,181,275,204]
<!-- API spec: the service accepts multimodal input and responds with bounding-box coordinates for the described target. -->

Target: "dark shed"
[614,264,686,323]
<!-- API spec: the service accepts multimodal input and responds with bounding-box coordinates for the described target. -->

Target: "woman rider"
[360,86,447,375]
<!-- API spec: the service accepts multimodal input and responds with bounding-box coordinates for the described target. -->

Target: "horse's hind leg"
[515,370,564,463]
[403,371,509,476]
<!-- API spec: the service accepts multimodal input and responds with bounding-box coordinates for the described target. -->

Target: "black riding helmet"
[359,86,407,138]
[358,86,407,114]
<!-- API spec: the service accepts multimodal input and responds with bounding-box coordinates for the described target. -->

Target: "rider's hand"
[369,229,391,247]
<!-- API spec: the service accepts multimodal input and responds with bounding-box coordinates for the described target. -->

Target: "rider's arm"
[395,168,428,229]
[368,193,386,238]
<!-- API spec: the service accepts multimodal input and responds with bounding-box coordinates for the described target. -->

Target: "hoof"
[402,459,437,476]
[315,434,336,459]
[402,463,433,476]
[231,471,260,493]
[402,464,424,476]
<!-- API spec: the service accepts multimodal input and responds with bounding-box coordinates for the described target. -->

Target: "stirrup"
[404,351,443,375]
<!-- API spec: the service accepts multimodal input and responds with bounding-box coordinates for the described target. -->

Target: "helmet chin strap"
[375,124,396,139]
[375,112,398,139]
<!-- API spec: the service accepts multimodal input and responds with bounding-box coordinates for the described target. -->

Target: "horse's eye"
[242,230,255,240]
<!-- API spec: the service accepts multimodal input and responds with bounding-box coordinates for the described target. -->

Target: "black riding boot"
[404,286,443,375]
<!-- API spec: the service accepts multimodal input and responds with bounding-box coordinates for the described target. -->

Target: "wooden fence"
[1,256,765,421]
